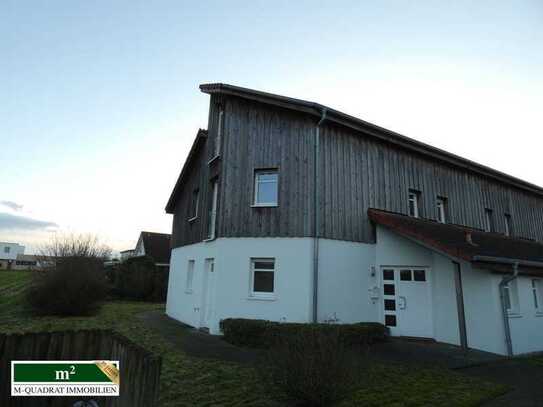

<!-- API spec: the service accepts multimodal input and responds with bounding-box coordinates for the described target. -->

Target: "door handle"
[399,296,407,310]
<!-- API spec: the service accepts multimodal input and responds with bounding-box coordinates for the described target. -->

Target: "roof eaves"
[200,83,543,197]
[165,129,208,213]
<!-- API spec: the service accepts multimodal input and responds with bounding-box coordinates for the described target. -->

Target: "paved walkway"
[137,310,261,365]
[138,310,543,406]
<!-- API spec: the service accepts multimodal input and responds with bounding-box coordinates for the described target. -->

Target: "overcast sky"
[2,1,542,253]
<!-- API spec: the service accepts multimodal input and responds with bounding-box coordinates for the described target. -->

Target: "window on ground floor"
[185,260,195,293]
[250,258,275,298]
[532,279,541,312]
[503,279,519,314]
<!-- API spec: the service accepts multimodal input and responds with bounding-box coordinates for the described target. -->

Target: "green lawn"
[0,271,507,406]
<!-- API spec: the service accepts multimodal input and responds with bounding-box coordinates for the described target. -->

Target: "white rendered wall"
[0,242,25,260]
[317,239,378,323]
[508,276,543,355]
[167,237,314,334]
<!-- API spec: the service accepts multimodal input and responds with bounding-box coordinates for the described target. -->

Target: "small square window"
[384,299,396,311]
[413,270,426,282]
[532,279,541,311]
[383,269,394,281]
[408,190,420,218]
[384,284,395,296]
[436,197,447,223]
[250,258,275,297]
[254,170,278,206]
[385,315,397,327]
[484,208,494,232]
[185,260,195,292]
[400,269,412,281]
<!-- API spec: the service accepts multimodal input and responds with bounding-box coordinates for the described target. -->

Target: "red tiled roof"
[368,208,543,273]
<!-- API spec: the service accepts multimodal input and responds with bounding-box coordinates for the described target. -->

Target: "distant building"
[0,242,26,270]
[122,232,171,271]
[120,249,135,261]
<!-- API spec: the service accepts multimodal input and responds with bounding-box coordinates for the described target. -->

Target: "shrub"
[113,256,168,302]
[220,318,387,348]
[26,234,110,316]
[262,326,363,406]
[26,256,108,316]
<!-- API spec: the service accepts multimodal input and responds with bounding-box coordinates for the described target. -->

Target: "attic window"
[214,109,224,157]
[408,190,420,218]
[189,189,199,221]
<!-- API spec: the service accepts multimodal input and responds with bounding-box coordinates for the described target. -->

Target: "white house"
[0,242,26,270]
[165,84,543,356]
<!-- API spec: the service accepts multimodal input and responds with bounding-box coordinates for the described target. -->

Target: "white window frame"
[214,109,224,158]
[436,197,447,223]
[504,214,512,236]
[249,258,276,299]
[504,280,519,315]
[532,279,542,313]
[185,260,195,293]
[408,191,420,218]
[253,170,279,207]
[205,180,219,241]
[189,189,199,222]
[484,208,494,232]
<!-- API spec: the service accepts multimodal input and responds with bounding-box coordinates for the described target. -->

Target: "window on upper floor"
[484,208,494,232]
[214,109,224,158]
[436,197,447,223]
[253,170,278,207]
[206,179,219,240]
[504,214,513,237]
[250,258,275,298]
[189,189,199,221]
[4,247,10,254]
[408,190,420,218]
[532,279,542,312]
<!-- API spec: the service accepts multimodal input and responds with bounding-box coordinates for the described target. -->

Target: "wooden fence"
[0,329,162,407]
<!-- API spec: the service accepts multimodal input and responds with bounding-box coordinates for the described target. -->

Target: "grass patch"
[0,271,507,406]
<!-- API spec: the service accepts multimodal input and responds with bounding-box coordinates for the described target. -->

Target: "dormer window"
[408,190,420,218]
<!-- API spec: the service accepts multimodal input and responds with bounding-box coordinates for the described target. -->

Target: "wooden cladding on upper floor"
[170,94,543,247]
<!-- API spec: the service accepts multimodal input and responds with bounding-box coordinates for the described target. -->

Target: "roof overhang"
[200,83,543,198]
[368,208,543,276]
[165,129,208,213]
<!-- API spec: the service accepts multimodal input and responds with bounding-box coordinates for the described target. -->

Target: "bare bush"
[262,326,363,406]
[26,234,110,316]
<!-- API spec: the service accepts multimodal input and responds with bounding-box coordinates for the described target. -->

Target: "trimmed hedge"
[219,318,388,348]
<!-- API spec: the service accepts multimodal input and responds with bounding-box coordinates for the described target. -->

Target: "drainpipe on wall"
[473,255,526,357]
[312,107,327,323]
[499,262,519,357]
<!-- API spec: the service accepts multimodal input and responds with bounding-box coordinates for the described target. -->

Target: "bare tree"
[39,233,111,261]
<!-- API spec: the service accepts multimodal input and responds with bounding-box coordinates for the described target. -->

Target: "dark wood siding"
[171,94,543,248]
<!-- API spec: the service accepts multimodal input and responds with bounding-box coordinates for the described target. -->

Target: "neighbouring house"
[120,249,135,261]
[0,242,25,270]
[165,83,543,356]
[125,232,172,272]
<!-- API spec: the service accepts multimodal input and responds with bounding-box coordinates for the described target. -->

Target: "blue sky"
[2,1,542,253]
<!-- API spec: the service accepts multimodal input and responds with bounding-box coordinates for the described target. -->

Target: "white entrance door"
[200,258,216,329]
[381,267,433,338]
